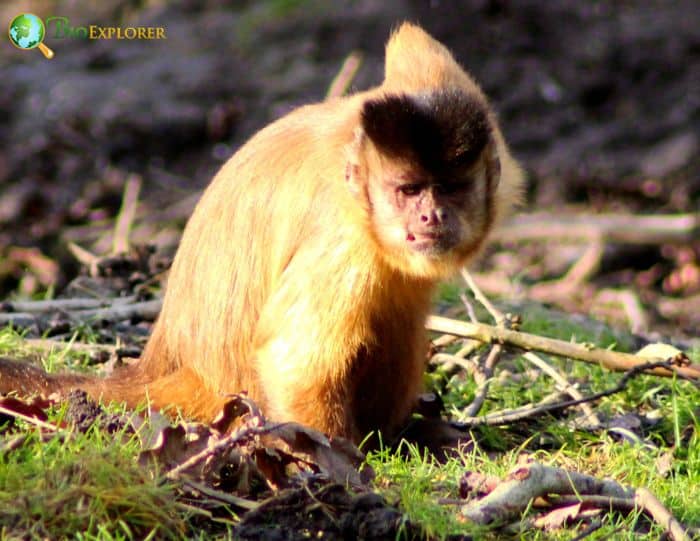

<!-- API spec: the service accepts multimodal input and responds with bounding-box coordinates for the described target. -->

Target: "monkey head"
[347,88,501,278]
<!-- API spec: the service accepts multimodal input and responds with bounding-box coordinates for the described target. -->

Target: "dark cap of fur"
[361,90,491,173]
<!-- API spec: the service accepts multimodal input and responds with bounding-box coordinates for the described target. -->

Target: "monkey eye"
[398,184,422,196]
[436,182,465,195]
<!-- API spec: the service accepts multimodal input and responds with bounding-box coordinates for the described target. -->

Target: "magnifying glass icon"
[8,13,55,59]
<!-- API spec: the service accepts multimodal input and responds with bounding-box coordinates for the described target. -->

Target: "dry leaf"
[0,395,54,430]
[655,451,674,477]
[137,394,370,501]
[533,502,582,530]
[636,343,684,360]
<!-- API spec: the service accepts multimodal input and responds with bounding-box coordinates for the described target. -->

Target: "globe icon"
[8,13,54,58]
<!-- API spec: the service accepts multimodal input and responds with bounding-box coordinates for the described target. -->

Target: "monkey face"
[367,157,497,265]
[351,89,501,275]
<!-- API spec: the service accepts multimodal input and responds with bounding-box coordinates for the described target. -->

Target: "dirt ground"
[1,1,698,329]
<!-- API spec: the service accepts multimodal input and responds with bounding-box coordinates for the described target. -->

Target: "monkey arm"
[248,235,374,440]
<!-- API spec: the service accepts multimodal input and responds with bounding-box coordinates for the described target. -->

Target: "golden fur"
[0,23,523,443]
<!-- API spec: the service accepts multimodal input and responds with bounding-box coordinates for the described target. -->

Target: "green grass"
[0,407,188,540]
[1,301,699,539]
[0,326,207,540]
[367,413,700,539]
[0,325,96,373]
[436,281,637,350]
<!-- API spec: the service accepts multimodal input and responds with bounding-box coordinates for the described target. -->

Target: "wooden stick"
[495,212,700,245]
[425,315,700,380]
[325,51,363,99]
[461,463,633,525]
[635,488,690,541]
[112,174,142,255]
[2,296,137,313]
[522,351,602,427]
[0,300,162,327]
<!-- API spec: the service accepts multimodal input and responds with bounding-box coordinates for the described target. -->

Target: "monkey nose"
[420,211,444,226]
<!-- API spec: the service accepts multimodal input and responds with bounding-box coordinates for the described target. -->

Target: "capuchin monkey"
[0,23,523,444]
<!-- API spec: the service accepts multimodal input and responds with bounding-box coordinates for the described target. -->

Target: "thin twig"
[460,269,509,416]
[0,405,60,432]
[461,268,505,324]
[455,360,682,426]
[459,292,479,324]
[522,352,602,427]
[431,334,460,348]
[429,353,478,376]
[455,341,482,358]
[183,479,259,510]
[463,344,503,417]
[425,315,700,380]
[165,423,284,480]
[67,242,100,276]
[455,391,569,426]
[112,174,142,255]
[568,520,604,541]
[325,51,363,99]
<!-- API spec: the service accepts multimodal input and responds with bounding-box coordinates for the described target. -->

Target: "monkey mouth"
[406,231,455,253]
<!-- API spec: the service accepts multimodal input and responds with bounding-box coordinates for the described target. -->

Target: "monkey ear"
[484,139,501,189]
[345,127,367,201]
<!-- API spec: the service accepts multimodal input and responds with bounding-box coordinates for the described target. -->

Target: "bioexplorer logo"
[8,13,167,59]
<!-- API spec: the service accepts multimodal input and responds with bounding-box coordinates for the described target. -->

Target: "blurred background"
[1,0,698,338]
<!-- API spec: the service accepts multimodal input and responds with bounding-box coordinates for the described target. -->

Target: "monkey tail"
[0,356,226,422]
[0,356,145,408]
[0,356,91,397]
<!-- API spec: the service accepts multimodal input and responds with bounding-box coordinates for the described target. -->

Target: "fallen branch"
[541,489,690,540]
[543,494,635,512]
[425,315,700,380]
[635,487,691,541]
[1,296,137,313]
[70,299,162,322]
[461,463,633,525]
[495,212,700,245]
[0,299,162,328]
[455,359,683,427]
[528,236,604,303]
